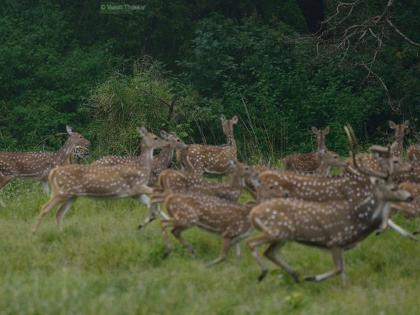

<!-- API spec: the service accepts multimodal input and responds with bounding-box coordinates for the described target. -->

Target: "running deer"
[246,126,413,284]
[176,115,238,175]
[93,131,186,185]
[246,176,412,285]
[283,127,332,173]
[389,120,409,158]
[161,194,254,265]
[0,126,90,194]
[31,127,169,233]
[140,161,259,229]
[256,128,414,238]
[159,166,263,265]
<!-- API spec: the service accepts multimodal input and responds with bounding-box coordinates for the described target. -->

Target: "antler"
[344,124,388,179]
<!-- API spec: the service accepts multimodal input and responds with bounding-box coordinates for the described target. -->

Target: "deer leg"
[206,237,232,267]
[387,219,418,241]
[41,181,50,195]
[246,234,274,282]
[0,176,13,207]
[161,219,174,257]
[138,194,151,208]
[171,226,195,256]
[235,243,241,257]
[264,241,301,283]
[138,202,164,230]
[32,196,66,233]
[55,197,75,230]
[304,247,345,284]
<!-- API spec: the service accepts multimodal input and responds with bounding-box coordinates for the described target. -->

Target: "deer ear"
[220,115,226,122]
[404,120,410,128]
[66,125,73,135]
[311,127,319,134]
[323,126,330,135]
[231,116,238,124]
[160,130,169,139]
[389,120,397,129]
[137,127,148,137]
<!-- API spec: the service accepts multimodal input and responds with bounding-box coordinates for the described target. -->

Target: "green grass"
[0,181,420,315]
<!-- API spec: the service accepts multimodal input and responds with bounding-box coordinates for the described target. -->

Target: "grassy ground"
[0,181,419,315]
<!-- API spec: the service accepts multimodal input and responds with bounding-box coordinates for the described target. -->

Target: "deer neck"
[154,145,174,169]
[138,144,155,171]
[226,131,236,151]
[230,172,246,190]
[390,140,403,157]
[317,138,327,152]
[53,138,76,166]
[354,194,388,230]
[315,152,329,175]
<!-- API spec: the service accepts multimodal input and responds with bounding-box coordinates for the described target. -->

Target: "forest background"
[1,0,419,161]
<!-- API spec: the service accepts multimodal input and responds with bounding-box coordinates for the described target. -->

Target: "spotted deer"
[408,144,420,161]
[246,126,413,284]
[256,127,414,238]
[161,194,255,266]
[176,115,238,175]
[140,161,259,229]
[31,127,169,233]
[159,166,263,265]
[0,126,90,194]
[283,127,341,175]
[93,131,186,185]
[389,120,409,158]
[246,176,412,285]
[391,181,420,219]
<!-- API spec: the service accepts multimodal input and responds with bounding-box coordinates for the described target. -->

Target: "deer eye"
[393,160,398,164]
[154,137,158,140]
[177,139,180,142]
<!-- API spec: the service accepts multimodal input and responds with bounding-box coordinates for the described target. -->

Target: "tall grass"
[0,181,419,314]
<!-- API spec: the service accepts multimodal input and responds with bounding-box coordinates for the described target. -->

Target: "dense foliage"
[0,0,419,159]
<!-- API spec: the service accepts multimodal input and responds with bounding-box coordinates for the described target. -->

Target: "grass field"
[0,181,419,315]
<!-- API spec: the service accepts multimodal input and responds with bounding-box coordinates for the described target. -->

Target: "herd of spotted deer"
[1,117,420,285]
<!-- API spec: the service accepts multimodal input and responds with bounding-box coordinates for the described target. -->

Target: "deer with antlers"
[31,127,169,233]
[0,126,90,195]
[283,127,342,175]
[176,115,238,175]
[93,131,186,186]
[256,128,414,239]
[246,126,413,285]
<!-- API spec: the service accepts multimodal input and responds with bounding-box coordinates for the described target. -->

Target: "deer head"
[312,126,330,152]
[160,130,187,150]
[389,120,409,140]
[65,126,91,159]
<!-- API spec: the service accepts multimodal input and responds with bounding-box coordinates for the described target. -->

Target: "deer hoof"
[291,272,302,283]
[162,249,172,259]
[258,269,268,282]
[303,275,317,282]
